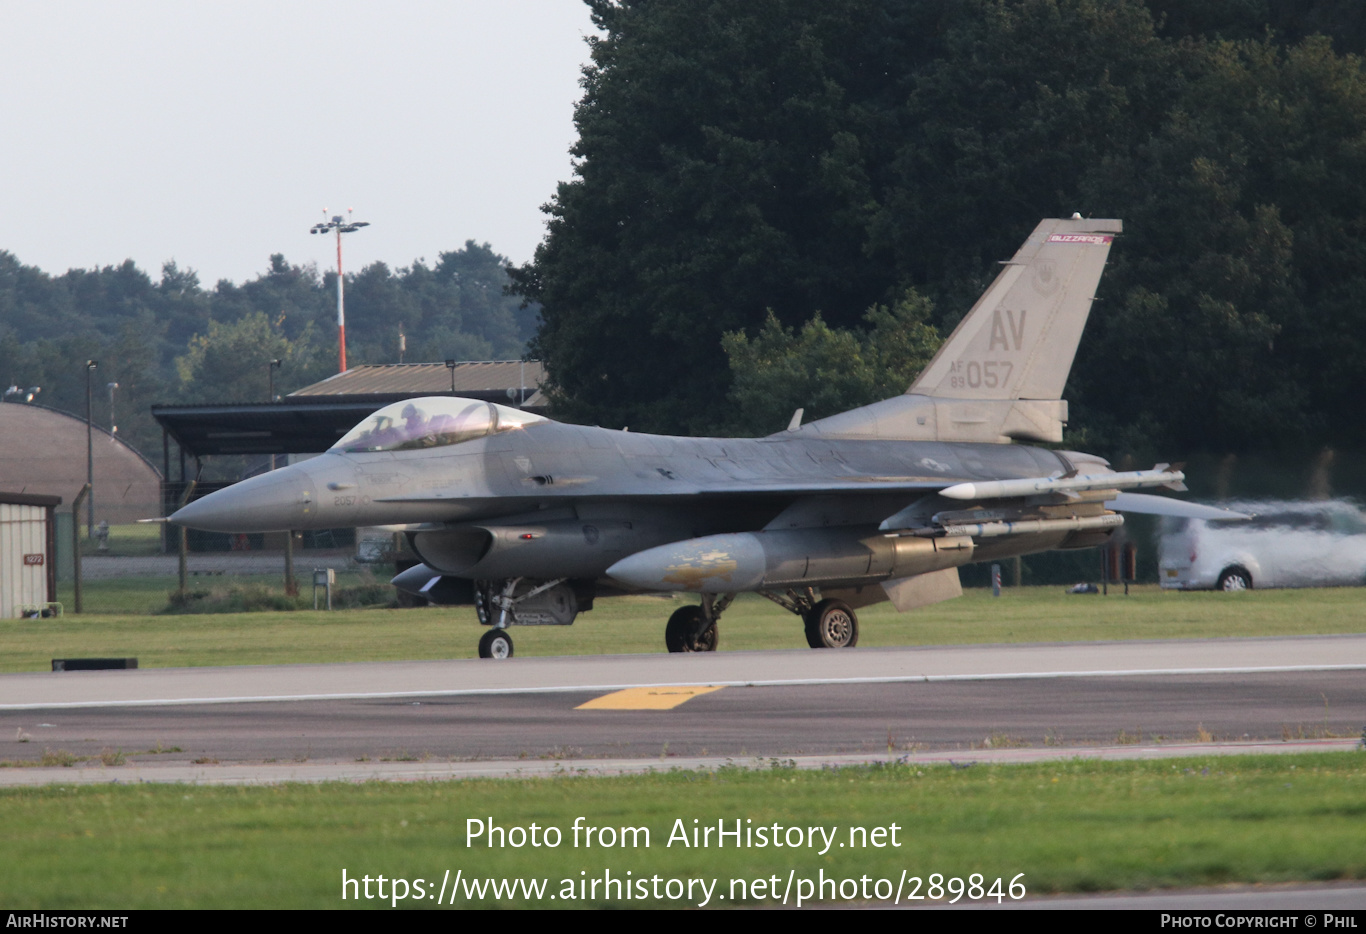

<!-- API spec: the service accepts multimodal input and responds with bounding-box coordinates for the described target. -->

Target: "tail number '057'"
[949,360,1014,390]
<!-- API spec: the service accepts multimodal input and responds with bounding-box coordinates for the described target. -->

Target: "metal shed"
[0,492,61,618]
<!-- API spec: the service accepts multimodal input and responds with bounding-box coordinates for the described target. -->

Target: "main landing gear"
[804,599,858,648]
[664,593,733,653]
[761,588,859,649]
[664,589,860,652]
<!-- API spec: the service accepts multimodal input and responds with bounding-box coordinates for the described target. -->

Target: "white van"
[1158,500,1366,591]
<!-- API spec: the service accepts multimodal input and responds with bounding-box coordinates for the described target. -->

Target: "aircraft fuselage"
[171,418,1092,592]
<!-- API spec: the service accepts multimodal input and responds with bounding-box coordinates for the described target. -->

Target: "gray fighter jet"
[172,217,1239,658]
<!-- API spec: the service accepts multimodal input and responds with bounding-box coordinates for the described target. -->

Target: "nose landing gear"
[472,577,575,659]
[478,628,514,659]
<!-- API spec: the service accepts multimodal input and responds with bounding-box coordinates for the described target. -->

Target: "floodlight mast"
[84,360,97,538]
[309,208,370,372]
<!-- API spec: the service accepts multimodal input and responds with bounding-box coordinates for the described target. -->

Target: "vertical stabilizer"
[792,217,1121,443]
[910,217,1121,400]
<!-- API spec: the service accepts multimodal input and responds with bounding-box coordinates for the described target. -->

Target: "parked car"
[1158,499,1366,591]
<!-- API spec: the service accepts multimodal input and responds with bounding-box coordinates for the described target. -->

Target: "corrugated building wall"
[0,495,59,617]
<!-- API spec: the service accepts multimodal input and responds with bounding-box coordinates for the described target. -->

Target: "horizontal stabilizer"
[1106,493,1251,521]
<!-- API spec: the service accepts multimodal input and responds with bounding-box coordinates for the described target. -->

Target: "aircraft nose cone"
[171,466,315,533]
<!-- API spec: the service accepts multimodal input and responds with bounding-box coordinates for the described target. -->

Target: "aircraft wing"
[375,464,1241,545]
[370,477,956,503]
[373,465,1224,516]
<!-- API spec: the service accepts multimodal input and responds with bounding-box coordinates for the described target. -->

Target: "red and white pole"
[311,210,367,374]
[336,226,347,372]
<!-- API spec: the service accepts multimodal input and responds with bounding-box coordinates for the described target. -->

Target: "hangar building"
[0,402,162,526]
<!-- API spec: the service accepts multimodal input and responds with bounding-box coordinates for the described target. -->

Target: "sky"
[0,1,598,286]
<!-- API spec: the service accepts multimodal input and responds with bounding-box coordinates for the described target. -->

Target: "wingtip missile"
[939,466,1186,502]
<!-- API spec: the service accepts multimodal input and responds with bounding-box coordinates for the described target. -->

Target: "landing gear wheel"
[478,628,514,659]
[1217,568,1252,592]
[665,606,718,653]
[804,599,858,648]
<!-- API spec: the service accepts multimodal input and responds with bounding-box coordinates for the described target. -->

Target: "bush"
[160,580,397,614]
[329,583,396,609]
[161,584,305,614]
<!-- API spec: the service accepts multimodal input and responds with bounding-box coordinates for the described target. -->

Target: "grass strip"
[0,753,1362,908]
[4,585,1364,672]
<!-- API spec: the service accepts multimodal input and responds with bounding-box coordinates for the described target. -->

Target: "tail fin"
[909,217,1121,400]
[793,217,1120,444]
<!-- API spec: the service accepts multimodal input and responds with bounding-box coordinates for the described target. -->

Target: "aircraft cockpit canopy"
[331,397,546,454]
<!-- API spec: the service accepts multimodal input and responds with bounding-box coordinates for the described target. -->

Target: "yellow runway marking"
[576,685,724,710]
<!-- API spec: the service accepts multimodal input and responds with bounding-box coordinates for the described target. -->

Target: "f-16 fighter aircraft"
[172,217,1240,658]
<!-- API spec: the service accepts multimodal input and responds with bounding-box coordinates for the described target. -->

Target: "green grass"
[79,522,167,557]
[6,584,1364,672]
[0,754,1362,908]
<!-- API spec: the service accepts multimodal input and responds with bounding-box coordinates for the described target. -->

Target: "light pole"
[310,209,369,373]
[84,360,97,538]
[267,356,293,594]
[107,382,119,434]
[267,358,282,471]
[446,359,457,393]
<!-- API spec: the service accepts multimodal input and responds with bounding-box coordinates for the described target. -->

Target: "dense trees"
[1071,34,1366,452]
[0,242,533,461]
[516,0,897,434]
[723,291,942,436]
[515,0,1366,456]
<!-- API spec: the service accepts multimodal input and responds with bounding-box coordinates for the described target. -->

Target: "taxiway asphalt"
[1,635,1363,785]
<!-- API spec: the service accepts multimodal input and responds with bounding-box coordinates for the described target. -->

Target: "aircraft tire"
[478,628,514,659]
[665,606,718,653]
[804,599,858,649]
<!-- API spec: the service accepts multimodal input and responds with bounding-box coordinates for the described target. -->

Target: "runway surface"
[6,633,1366,708]
[1,634,1363,785]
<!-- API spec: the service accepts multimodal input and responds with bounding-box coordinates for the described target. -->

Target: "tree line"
[0,243,536,462]
[513,0,1366,457]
